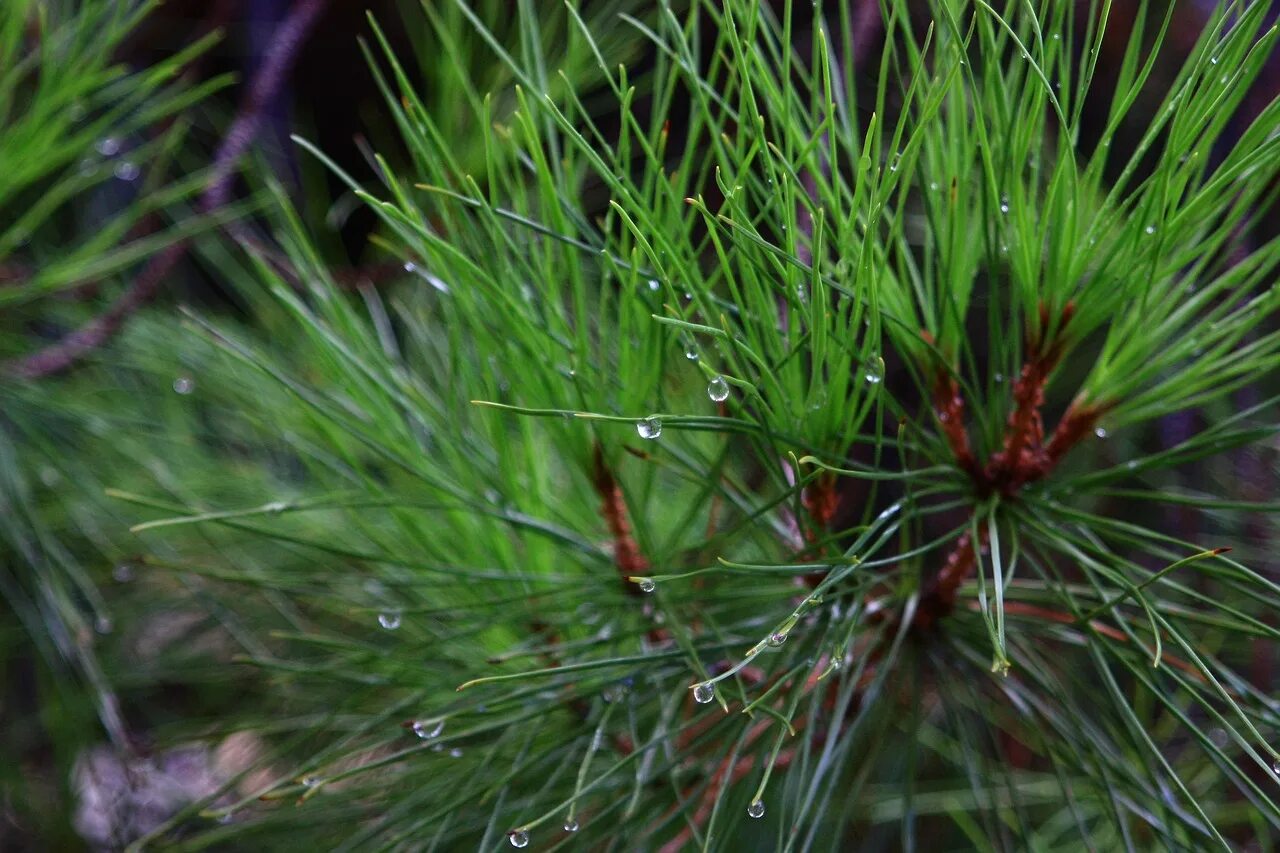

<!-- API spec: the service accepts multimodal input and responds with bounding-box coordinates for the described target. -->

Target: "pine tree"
[4,1,1280,849]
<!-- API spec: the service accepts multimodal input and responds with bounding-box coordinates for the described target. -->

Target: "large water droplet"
[173,376,194,395]
[95,137,121,157]
[563,818,579,833]
[379,612,402,630]
[114,161,139,181]
[707,376,729,402]
[637,578,656,593]
[509,830,530,848]
[747,801,765,819]
[693,683,715,704]
[1094,427,1108,439]
[766,632,788,647]
[1145,225,1156,235]
[636,417,662,440]
[647,279,660,291]
[864,357,883,385]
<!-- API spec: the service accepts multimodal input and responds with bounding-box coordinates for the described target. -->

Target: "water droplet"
[114,161,139,181]
[747,801,765,819]
[693,683,715,704]
[449,748,464,758]
[564,818,579,832]
[404,262,416,272]
[95,137,120,157]
[636,417,662,440]
[888,153,900,172]
[1126,460,1138,470]
[707,376,729,402]
[647,279,660,291]
[302,776,319,787]
[864,357,883,385]
[684,343,699,361]
[1094,427,1108,439]
[766,632,788,647]
[637,578,656,593]
[1272,759,1280,777]
[379,612,402,630]
[999,196,1010,214]
[1145,225,1156,235]
[1209,727,1229,748]
[95,615,113,634]
[1051,33,1060,41]
[999,244,1009,256]
[929,181,939,191]
[173,376,194,395]
[683,291,693,302]
[113,563,135,583]
[1210,56,1219,65]
[509,830,530,848]
[993,372,1004,384]
[411,719,444,739]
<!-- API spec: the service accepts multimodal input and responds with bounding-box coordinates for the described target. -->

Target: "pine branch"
[5,0,329,379]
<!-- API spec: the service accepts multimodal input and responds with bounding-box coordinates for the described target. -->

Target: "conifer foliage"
[4,1,1280,849]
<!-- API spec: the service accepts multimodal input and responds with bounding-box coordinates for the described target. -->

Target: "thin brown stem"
[6,0,329,379]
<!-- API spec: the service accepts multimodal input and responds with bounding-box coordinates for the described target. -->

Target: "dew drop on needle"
[707,376,729,402]
[636,417,662,440]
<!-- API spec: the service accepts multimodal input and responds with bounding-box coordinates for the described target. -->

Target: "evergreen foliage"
[3,1,1280,849]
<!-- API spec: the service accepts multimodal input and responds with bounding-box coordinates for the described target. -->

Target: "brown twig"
[5,0,329,379]
[592,444,649,595]
[912,301,1105,629]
